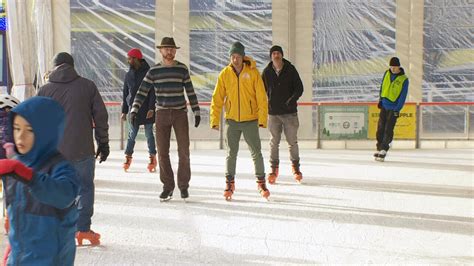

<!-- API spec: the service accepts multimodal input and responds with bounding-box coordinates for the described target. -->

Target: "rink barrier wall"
[104,102,474,150]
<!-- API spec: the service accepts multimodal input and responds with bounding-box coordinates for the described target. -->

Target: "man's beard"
[164,54,174,60]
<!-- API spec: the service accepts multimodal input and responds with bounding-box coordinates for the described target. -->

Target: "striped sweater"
[131,61,200,116]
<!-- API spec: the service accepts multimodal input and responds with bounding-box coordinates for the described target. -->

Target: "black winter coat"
[262,59,303,115]
[37,64,109,161]
[122,59,155,125]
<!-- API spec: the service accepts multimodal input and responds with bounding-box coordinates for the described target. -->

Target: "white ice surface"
[2,148,473,264]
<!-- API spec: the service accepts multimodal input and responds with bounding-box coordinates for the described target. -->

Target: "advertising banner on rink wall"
[368,104,416,139]
[320,106,368,140]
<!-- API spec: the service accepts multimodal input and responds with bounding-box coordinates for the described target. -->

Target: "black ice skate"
[180,188,189,202]
[160,190,173,202]
[374,150,387,162]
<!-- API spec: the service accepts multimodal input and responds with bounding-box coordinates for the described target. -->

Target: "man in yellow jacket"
[210,41,270,201]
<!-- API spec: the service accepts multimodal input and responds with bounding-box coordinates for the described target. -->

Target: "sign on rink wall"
[368,104,416,139]
[320,106,368,139]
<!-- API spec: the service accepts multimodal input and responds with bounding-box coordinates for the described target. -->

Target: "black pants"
[376,108,398,151]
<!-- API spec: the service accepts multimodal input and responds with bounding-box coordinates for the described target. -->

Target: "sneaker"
[160,190,173,202]
[180,188,189,199]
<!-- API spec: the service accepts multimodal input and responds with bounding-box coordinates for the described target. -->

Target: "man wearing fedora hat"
[374,56,409,162]
[130,37,200,201]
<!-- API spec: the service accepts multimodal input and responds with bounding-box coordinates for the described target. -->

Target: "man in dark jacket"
[121,48,157,172]
[37,52,109,246]
[374,57,409,162]
[261,45,304,184]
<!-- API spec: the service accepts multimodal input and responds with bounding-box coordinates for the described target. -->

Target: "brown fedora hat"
[156,37,180,49]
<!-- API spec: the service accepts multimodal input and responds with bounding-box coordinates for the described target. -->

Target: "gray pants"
[268,113,300,168]
[225,119,265,179]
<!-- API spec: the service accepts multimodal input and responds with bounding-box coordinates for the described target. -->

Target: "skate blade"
[160,197,172,202]
[225,196,232,201]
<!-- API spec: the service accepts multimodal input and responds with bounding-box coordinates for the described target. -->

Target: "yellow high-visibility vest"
[381,70,407,102]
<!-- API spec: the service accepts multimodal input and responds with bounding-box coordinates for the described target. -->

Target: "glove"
[194,115,201,128]
[377,101,382,109]
[130,112,138,128]
[393,111,400,117]
[95,142,110,163]
[0,159,33,183]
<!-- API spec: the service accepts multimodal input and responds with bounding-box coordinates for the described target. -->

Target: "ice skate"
[180,188,189,202]
[291,164,303,184]
[160,190,173,202]
[375,150,387,162]
[147,154,157,173]
[76,230,101,246]
[256,179,270,200]
[123,155,132,172]
[267,166,279,185]
[223,180,235,201]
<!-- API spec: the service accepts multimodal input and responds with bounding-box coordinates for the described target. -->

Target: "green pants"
[225,119,265,179]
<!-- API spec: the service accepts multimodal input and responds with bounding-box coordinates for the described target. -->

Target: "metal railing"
[104,101,474,149]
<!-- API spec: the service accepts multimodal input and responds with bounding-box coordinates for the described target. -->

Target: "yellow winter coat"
[210,56,268,128]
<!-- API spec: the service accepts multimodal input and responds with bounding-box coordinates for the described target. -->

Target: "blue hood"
[10,96,65,169]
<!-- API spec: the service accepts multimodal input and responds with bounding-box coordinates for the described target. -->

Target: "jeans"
[268,113,300,167]
[155,109,190,192]
[225,119,265,179]
[125,122,157,156]
[376,107,398,151]
[71,155,96,232]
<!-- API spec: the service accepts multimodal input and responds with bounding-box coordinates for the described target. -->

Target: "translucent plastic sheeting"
[6,0,38,100]
[422,0,474,102]
[312,0,396,102]
[421,105,468,138]
[189,0,272,102]
[35,0,54,88]
[70,0,155,102]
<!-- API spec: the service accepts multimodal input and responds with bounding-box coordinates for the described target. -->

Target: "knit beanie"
[127,48,143,59]
[389,57,400,66]
[229,42,245,57]
[53,52,74,67]
[269,45,284,57]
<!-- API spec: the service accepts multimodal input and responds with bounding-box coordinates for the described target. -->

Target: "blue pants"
[71,156,96,232]
[125,122,157,155]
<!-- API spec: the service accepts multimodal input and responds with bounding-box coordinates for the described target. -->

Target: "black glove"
[393,111,400,117]
[95,142,110,163]
[194,115,201,128]
[130,112,138,128]
[377,101,382,109]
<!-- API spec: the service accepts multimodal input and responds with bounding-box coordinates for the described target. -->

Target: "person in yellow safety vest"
[210,41,270,201]
[374,57,409,161]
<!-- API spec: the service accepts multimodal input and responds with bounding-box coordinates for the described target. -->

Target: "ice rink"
[2,148,473,264]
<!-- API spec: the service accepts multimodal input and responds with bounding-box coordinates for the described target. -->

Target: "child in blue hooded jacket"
[0,96,79,266]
